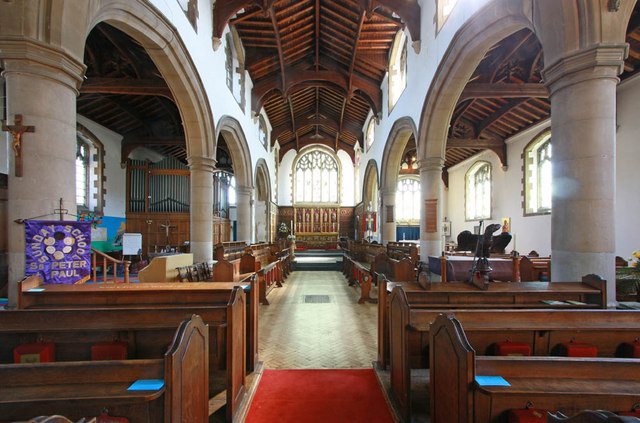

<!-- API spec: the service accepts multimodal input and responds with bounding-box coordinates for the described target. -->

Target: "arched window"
[75,125,105,213]
[76,139,90,209]
[388,30,407,112]
[258,115,268,150]
[396,177,420,224]
[465,161,491,220]
[365,118,375,152]
[294,149,339,203]
[524,131,552,215]
[437,0,460,30]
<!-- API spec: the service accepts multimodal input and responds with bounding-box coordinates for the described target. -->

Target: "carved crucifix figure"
[2,115,35,177]
[159,222,177,249]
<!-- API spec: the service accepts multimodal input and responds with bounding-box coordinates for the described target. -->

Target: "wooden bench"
[211,258,254,283]
[519,255,552,281]
[376,276,606,371]
[18,276,260,373]
[342,241,386,303]
[241,244,282,305]
[0,315,209,423]
[0,291,246,421]
[386,241,419,262]
[430,314,640,423]
[213,241,247,280]
[391,296,638,420]
[176,261,212,282]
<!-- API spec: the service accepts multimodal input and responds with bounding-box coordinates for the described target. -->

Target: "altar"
[294,206,339,249]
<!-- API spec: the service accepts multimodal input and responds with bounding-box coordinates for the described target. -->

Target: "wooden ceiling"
[445,2,640,178]
[78,23,186,164]
[218,0,420,159]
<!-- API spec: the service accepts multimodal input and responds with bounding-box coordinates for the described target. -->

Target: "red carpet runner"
[245,369,394,422]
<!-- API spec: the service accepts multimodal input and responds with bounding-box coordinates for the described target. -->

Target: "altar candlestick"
[291,219,293,235]
[513,233,517,252]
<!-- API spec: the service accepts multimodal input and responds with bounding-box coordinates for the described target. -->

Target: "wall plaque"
[425,199,438,233]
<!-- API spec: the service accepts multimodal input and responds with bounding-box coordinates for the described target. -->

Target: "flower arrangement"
[278,222,289,233]
[629,250,640,271]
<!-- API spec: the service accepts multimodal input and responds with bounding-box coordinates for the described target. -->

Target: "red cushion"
[14,341,55,363]
[508,408,548,422]
[495,341,531,356]
[91,341,128,361]
[558,340,597,357]
[618,340,640,358]
[96,412,130,423]
[618,411,640,417]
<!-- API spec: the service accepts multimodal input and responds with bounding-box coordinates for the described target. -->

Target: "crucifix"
[159,222,177,250]
[2,114,35,177]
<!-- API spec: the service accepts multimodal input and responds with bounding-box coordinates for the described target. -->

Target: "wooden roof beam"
[459,83,548,102]
[447,137,507,168]
[79,78,173,100]
[357,0,421,53]
[251,69,381,116]
[271,115,363,145]
[315,0,320,71]
[269,5,287,90]
[213,0,276,48]
[121,136,185,165]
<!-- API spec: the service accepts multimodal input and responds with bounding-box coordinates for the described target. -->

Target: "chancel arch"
[380,116,418,244]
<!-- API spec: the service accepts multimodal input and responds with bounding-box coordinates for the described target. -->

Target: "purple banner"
[25,221,92,284]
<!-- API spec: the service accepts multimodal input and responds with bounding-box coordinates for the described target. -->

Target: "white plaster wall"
[338,150,355,206]
[144,0,275,192]
[76,114,126,218]
[615,74,640,261]
[446,119,552,256]
[278,149,296,206]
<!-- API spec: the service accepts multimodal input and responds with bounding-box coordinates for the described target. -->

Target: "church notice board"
[425,199,438,232]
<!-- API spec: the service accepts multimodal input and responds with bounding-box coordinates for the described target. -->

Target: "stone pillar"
[236,185,253,243]
[188,155,216,263]
[381,188,396,244]
[418,157,445,262]
[1,38,85,308]
[542,45,627,307]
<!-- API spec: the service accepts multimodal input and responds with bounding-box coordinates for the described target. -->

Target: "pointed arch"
[362,159,380,210]
[417,0,533,162]
[381,117,418,194]
[254,158,272,243]
[216,115,253,190]
[79,0,215,161]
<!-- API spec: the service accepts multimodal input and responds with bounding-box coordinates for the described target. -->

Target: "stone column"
[1,38,85,308]
[188,155,216,263]
[381,188,396,244]
[418,157,445,262]
[542,45,627,307]
[236,185,253,243]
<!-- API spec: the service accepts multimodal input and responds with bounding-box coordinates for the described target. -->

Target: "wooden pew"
[343,241,386,303]
[0,315,209,423]
[240,244,282,305]
[389,288,631,422]
[0,293,246,421]
[519,255,552,281]
[211,258,254,282]
[18,276,260,374]
[430,314,640,423]
[386,241,419,262]
[213,241,247,280]
[377,275,606,371]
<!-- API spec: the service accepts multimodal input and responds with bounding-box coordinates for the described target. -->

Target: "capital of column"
[187,155,217,172]
[542,44,628,96]
[0,36,86,94]
[417,156,445,173]
[236,185,254,197]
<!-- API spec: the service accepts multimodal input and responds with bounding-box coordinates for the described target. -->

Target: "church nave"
[258,269,378,370]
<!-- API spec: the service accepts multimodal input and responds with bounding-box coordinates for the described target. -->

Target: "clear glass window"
[524,131,552,215]
[465,161,491,220]
[294,149,339,203]
[396,177,421,224]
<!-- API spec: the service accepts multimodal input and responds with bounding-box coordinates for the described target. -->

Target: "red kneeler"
[495,340,531,356]
[91,341,128,361]
[508,408,548,422]
[14,341,55,363]
[618,340,640,358]
[557,340,597,357]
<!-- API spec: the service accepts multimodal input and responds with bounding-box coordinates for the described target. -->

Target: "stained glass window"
[396,177,420,223]
[465,162,491,220]
[294,149,339,203]
[524,131,552,214]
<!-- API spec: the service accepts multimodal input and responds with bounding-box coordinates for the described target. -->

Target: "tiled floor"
[258,270,378,369]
